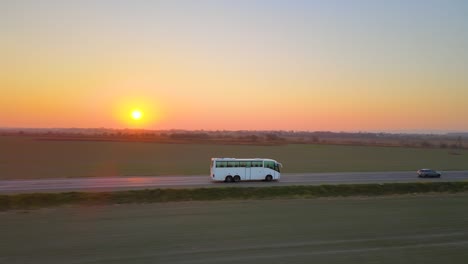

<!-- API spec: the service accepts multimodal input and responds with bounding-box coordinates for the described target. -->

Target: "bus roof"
[211,157,277,162]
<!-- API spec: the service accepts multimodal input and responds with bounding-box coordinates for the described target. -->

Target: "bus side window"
[217,161,227,168]
[227,161,233,167]
[252,161,262,167]
[246,161,251,168]
[265,161,274,169]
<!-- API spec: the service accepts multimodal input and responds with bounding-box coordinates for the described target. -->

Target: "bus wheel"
[265,175,273,182]
[233,175,241,182]
[225,175,233,182]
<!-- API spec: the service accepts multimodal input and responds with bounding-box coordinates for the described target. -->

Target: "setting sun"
[131,110,143,120]
[112,95,164,128]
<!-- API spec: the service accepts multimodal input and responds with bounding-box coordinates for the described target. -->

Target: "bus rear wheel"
[265,175,273,182]
[233,175,241,182]
[225,175,233,182]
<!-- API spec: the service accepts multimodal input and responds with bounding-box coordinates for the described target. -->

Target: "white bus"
[210,158,282,182]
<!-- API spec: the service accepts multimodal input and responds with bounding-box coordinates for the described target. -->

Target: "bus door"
[250,161,264,180]
[244,167,251,180]
[241,161,251,180]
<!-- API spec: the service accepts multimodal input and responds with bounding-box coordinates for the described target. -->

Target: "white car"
[417,169,441,178]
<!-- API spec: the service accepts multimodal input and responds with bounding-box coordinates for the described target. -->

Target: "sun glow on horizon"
[131,109,143,120]
[111,95,164,129]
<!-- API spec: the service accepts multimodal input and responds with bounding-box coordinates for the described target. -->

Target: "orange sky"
[1,1,467,132]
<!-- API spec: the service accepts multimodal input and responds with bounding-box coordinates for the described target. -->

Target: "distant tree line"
[1,128,466,149]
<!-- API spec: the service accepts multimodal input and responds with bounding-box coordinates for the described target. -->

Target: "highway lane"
[1,170,467,194]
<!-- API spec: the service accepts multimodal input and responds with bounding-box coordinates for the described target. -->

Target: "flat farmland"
[2,194,468,263]
[0,136,467,179]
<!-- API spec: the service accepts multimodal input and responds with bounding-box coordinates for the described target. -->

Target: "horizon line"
[1,126,467,135]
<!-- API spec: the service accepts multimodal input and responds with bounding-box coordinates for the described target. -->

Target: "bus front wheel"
[225,175,233,182]
[265,175,273,182]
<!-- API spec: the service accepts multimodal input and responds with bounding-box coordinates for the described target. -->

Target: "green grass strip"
[1,182,468,211]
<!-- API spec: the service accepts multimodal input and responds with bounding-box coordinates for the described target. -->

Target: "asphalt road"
[1,171,467,194]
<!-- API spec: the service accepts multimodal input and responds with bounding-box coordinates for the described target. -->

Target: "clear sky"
[1,0,467,132]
